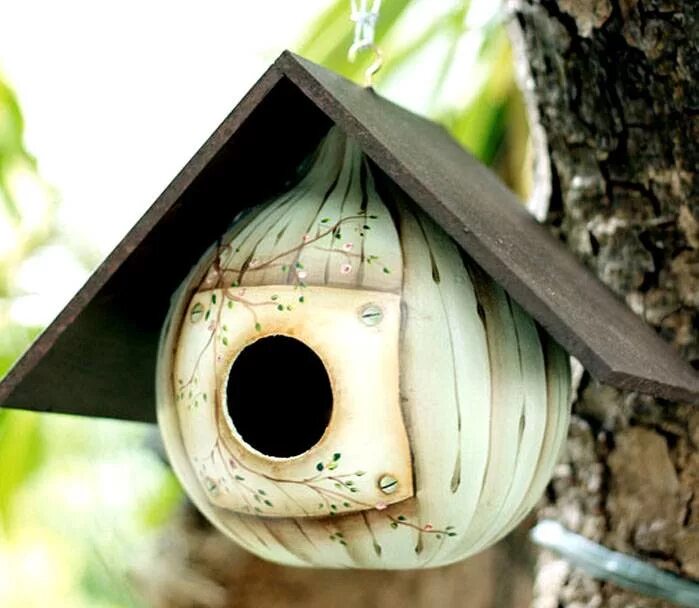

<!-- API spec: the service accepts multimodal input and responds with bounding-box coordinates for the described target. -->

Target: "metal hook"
[350,43,383,88]
[348,0,383,88]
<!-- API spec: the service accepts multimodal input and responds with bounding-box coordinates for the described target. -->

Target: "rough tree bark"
[508,1,699,606]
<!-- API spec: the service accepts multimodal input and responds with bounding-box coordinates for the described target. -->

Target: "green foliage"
[0,77,28,220]
[0,409,44,529]
[140,470,183,529]
[0,76,48,531]
[0,75,55,299]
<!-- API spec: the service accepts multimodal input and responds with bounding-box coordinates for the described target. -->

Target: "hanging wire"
[531,520,699,607]
[348,0,383,87]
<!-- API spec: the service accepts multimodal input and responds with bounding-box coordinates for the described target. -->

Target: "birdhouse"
[1,53,697,571]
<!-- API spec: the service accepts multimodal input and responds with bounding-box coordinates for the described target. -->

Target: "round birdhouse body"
[157,127,571,569]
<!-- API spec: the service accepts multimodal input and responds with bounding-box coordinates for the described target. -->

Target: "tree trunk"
[508,1,699,605]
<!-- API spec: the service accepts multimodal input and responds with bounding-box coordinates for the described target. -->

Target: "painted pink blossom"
[423,523,434,531]
[302,234,312,243]
[340,263,352,274]
[375,502,387,511]
[296,269,308,280]
[342,242,353,252]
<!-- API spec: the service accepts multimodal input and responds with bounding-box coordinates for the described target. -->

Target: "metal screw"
[378,474,398,494]
[359,303,383,326]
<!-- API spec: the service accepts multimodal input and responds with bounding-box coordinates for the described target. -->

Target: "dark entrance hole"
[225,335,333,458]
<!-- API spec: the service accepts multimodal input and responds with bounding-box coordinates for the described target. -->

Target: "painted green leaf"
[190,302,204,323]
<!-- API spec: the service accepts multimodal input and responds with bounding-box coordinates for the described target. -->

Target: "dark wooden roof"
[1,51,697,423]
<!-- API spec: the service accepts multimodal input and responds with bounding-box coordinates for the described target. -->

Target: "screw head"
[359,303,383,326]
[378,474,398,494]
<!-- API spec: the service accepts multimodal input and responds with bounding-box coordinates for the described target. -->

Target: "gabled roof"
[1,51,697,423]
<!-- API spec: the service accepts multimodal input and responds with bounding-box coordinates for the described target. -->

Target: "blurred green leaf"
[0,77,25,159]
[0,409,45,529]
[140,469,183,529]
[0,323,40,378]
[379,6,465,83]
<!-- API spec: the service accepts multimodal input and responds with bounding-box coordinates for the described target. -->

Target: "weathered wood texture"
[509,0,699,605]
[0,51,696,423]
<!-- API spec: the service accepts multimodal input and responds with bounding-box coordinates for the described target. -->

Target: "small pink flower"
[342,242,354,252]
[340,263,352,274]
[423,523,434,531]
[208,322,216,332]
[375,502,387,511]
[296,269,308,280]
[302,234,312,243]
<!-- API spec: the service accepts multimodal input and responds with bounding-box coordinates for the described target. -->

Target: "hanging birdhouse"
[156,126,571,568]
[1,53,697,570]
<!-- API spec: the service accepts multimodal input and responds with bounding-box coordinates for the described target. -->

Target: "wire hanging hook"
[348,0,383,87]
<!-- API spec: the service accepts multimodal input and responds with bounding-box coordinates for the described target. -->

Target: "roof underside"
[1,52,697,423]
